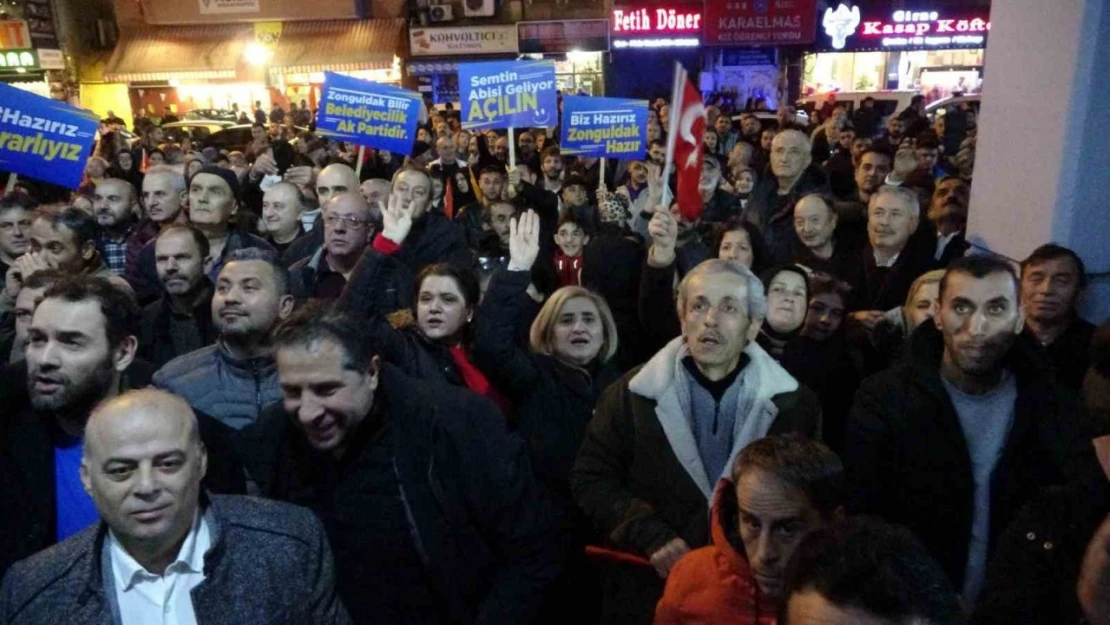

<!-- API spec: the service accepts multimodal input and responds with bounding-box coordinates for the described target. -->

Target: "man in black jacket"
[0,277,243,578]
[844,255,1105,610]
[369,168,470,308]
[1020,244,1096,391]
[141,224,216,368]
[0,389,349,625]
[745,129,831,265]
[573,258,821,622]
[240,304,564,625]
[289,193,372,301]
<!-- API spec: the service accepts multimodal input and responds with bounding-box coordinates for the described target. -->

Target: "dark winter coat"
[844,323,1106,590]
[744,164,831,266]
[0,496,350,625]
[972,482,1110,625]
[337,248,466,386]
[472,269,622,502]
[139,286,217,368]
[239,365,565,625]
[581,229,649,370]
[129,229,275,305]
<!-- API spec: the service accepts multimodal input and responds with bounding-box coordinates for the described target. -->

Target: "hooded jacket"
[654,480,778,625]
[572,336,821,559]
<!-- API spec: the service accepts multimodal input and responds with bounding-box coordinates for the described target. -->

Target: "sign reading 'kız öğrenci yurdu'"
[0,81,98,189]
[315,72,422,155]
[704,0,817,46]
[459,60,557,130]
[560,96,648,159]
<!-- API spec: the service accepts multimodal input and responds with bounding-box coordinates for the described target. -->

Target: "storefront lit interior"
[804,48,985,99]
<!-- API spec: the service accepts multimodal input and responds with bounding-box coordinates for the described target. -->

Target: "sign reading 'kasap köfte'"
[315,72,422,155]
[0,81,98,189]
[560,96,648,159]
[459,60,557,130]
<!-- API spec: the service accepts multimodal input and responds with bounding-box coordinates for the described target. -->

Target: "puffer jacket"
[655,480,778,625]
[152,341,281,430]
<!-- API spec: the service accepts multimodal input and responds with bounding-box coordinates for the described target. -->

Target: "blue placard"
[0,82,99,189]
[459,60,557,130]
[560,96,648,159]
[316,72,422,155]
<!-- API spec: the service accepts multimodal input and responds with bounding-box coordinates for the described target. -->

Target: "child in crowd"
[553,213,589,287]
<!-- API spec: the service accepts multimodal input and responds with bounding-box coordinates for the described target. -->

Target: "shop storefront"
[407,24,519,107]
[608,2,702,99]
[518,20,608,96]
[104,19,404,120]
[699,0,817,109]
[0,18,68,102]
[805,3,990,99]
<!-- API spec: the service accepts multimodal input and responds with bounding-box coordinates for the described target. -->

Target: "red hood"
[709,479,754,575]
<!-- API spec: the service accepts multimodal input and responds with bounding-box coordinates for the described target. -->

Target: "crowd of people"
[0,90,1107,625]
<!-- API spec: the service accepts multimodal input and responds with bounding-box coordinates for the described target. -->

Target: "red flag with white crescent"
[673,78,705,222]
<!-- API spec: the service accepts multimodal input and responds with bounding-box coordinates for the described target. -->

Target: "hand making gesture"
[380,193,414,245]
[507,209,540,272]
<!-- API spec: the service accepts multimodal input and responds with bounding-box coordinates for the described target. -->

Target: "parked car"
[161,120,235,145]
[730,109,810,131]
[185,109,238,122]
[925,94,980,120]
[199,124,308,154]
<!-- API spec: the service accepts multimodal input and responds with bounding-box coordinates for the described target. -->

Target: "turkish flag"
[672,78,705,222]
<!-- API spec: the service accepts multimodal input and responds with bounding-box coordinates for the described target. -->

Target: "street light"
[244,42,273,66]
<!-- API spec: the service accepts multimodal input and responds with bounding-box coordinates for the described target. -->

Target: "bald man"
[93,178,141,276]
[0,389,351,625]
[315,163,359,208]
[289,193,373,300]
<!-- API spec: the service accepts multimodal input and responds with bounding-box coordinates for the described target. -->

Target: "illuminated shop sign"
[611,7,702,34]
[611,5,701,49]
[819,4,990,52]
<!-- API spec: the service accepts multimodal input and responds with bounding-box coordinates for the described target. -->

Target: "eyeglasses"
[324,214,371,229]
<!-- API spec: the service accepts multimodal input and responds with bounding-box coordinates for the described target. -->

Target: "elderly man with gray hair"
[572,258,821,623]
[848,184,937,332]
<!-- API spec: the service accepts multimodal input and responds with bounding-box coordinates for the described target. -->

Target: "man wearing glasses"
[289,193,374,301]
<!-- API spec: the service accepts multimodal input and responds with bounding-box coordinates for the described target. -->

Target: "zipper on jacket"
[393,457,431,567]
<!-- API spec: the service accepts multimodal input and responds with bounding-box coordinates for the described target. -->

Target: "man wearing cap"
[129,167,273,305]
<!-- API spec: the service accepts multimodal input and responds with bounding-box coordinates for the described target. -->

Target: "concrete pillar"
[968,0,1110,321]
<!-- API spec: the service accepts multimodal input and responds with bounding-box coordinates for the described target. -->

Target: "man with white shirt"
[0,388,350,624]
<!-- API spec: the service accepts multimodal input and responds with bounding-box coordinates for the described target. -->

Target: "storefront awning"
[104,24,249,83]
[269,19,404,74]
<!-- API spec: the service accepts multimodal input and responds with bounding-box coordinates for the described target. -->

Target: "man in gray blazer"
[0,389,350,625]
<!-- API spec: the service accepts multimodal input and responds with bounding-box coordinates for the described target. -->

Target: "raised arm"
[472,210,544,396]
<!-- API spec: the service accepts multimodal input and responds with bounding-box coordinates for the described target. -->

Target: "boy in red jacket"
[655,434,845,625]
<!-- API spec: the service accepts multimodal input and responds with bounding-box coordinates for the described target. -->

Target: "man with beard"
[456,165,508,249]
[239,303,563,625]
[928,176,971,266]
[714,115,740,159]
[573,259,820,622]
[1020,244,1095,391]
[140,225,216,368]
[152,249,293,430]
[516,129,541,174]
[0,277,243,577]
[0,389,350,625]
[289,193,372,301]
[698,157,742,225]
[873,115,906,155]
[93,179,148,278]
[844,255,1104,610]
[130,167,272,304]
[126,167,193,302]
[745,129,831,266]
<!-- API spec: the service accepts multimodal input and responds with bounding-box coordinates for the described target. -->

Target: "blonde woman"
[472,209,622,623]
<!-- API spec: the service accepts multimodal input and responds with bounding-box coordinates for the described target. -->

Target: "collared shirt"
[102,228,133,276]
[873,250,901,268]
[109,512,210,625]
[936,230,959,261]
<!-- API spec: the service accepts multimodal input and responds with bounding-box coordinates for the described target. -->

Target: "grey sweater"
[0,495,351,625]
